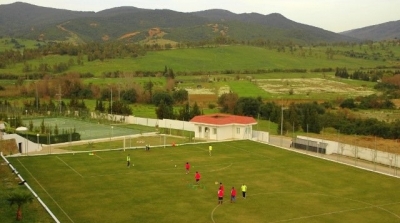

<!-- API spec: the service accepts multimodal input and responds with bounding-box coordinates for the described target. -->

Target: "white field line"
[86,162,236,177]
[17,159,75,223]
[211,204,221,223]
[56,156,83,178]
[224,142,274,160]
[211,191,400,223]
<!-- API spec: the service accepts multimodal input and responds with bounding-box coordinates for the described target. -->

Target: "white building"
[190,114,257,141]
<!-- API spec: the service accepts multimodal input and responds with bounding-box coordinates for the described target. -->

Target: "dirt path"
[56,21,85,44]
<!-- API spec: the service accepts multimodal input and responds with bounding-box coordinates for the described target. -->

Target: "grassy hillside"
[0,44,396,76]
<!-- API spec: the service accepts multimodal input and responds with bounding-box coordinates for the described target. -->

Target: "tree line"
[217,92,400,140]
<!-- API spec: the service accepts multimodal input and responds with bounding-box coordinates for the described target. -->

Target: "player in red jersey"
[218,189,224,204]
[185,162,190,174]
[219,182,224,192]
[195,171,201,184]
[230,187,237,203]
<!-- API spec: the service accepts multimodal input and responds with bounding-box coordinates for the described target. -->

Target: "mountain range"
[0,2,398,44]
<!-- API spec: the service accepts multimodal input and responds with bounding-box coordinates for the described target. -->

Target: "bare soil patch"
[188,94,218,107]
[257,78,375,96]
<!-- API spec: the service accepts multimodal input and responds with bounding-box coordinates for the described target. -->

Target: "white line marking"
[211,192,400,223]
[56,156,83,178]
[211,204,220,223]
[17,159,75,223]
[209,163,232,172]
[225,143,274,159]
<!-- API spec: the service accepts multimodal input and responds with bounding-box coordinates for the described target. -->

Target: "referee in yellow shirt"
[241,184,247,199]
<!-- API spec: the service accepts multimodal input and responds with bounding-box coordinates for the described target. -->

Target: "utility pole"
[35,82,38,110]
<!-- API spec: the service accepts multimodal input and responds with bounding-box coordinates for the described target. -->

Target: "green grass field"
[0,44,393,76]
[5,140,400,223]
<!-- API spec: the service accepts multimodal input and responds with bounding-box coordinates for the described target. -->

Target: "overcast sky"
[2,0,399,32]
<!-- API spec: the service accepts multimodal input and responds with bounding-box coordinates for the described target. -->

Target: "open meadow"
[0,44,394,76]
[5,140,400,223]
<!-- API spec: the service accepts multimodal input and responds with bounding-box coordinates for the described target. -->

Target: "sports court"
[27,117,146,140]
[5,140,400,223]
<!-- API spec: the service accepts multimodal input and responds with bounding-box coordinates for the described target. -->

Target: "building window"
[236,128,240,134]
[213,128,217,135]
[199,126,202,133]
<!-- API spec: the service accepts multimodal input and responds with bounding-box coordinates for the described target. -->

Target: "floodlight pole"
[280,106,287,147]
[48,132,51,154]
[37,133,39,151]
[26,132,28,155]
[110,87,113,116]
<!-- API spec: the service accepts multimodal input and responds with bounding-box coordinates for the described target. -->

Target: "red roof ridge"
[190,113,257,125]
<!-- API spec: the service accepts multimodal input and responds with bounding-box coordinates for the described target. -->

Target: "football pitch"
[7,140,400,223]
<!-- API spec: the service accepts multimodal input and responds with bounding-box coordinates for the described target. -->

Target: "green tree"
[54,124,59,135]
[172,89,188,103]
[190,102,201,118]
[234,97,262,117]
[29,120,34,132]
[259,102,280,122]
[340,98,356,109]
[122,88,138,103]
[144,81,154,102]
[287,103,301,132]
[40,119,45,134]
[155,100,174,119]
[152,91,174,106]
[177,102,191,121]
[218,92,238,114]
[301,103,322,134]
[7,189,34,221]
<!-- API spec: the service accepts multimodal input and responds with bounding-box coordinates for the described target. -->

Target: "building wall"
[193,124,253,140]
[91,113,195,131]
[3,134,41,154]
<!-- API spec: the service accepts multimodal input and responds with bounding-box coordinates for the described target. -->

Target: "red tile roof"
[190,114,257,126]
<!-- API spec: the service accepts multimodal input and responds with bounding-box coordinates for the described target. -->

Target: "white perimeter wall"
[93,113,255,140]
[93,113,195,131]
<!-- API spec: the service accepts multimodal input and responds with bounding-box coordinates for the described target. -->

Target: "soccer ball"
[175,165,177,167]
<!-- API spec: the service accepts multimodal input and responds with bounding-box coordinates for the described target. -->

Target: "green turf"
[5,140,400,222]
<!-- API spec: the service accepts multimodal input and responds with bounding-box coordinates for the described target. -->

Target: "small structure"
[190,114,257,141]
[291,137,328,154]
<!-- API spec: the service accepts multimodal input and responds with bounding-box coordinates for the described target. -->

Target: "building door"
[204,127,210,139]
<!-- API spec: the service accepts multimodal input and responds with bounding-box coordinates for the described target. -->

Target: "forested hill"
[0,2,359,44]
[341,20,400,41]
[0,2,94,33]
